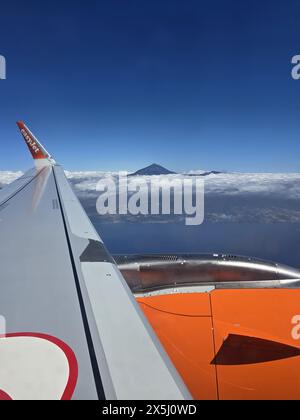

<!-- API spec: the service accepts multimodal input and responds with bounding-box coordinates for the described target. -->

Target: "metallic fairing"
[114,254,300,293]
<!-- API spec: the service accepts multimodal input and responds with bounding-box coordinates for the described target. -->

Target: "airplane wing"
[0,122,191,400]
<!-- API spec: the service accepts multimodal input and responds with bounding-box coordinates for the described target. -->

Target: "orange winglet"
[17,121,50,160]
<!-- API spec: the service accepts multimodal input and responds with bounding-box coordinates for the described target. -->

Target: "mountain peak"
[131,163,176,176]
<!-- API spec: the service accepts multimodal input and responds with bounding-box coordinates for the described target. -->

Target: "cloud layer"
[0,171,24,188]
[2,170,300,223]
[64,171,300,200]
[2,170,300,198]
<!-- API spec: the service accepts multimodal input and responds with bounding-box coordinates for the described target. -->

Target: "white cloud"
[2,169,300,201]
[2,169,300,224]
[204,172,300,199]
[65,171,300,200]
[0,171,23,187]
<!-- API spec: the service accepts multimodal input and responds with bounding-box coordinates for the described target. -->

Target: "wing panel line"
[52,167,106,400]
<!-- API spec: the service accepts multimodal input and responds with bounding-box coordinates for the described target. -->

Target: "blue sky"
[0,0,299,172]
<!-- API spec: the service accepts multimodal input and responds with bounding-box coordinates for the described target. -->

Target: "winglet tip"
[16,121,25,133]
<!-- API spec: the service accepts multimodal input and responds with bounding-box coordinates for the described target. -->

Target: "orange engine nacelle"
[137,290,300,400]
